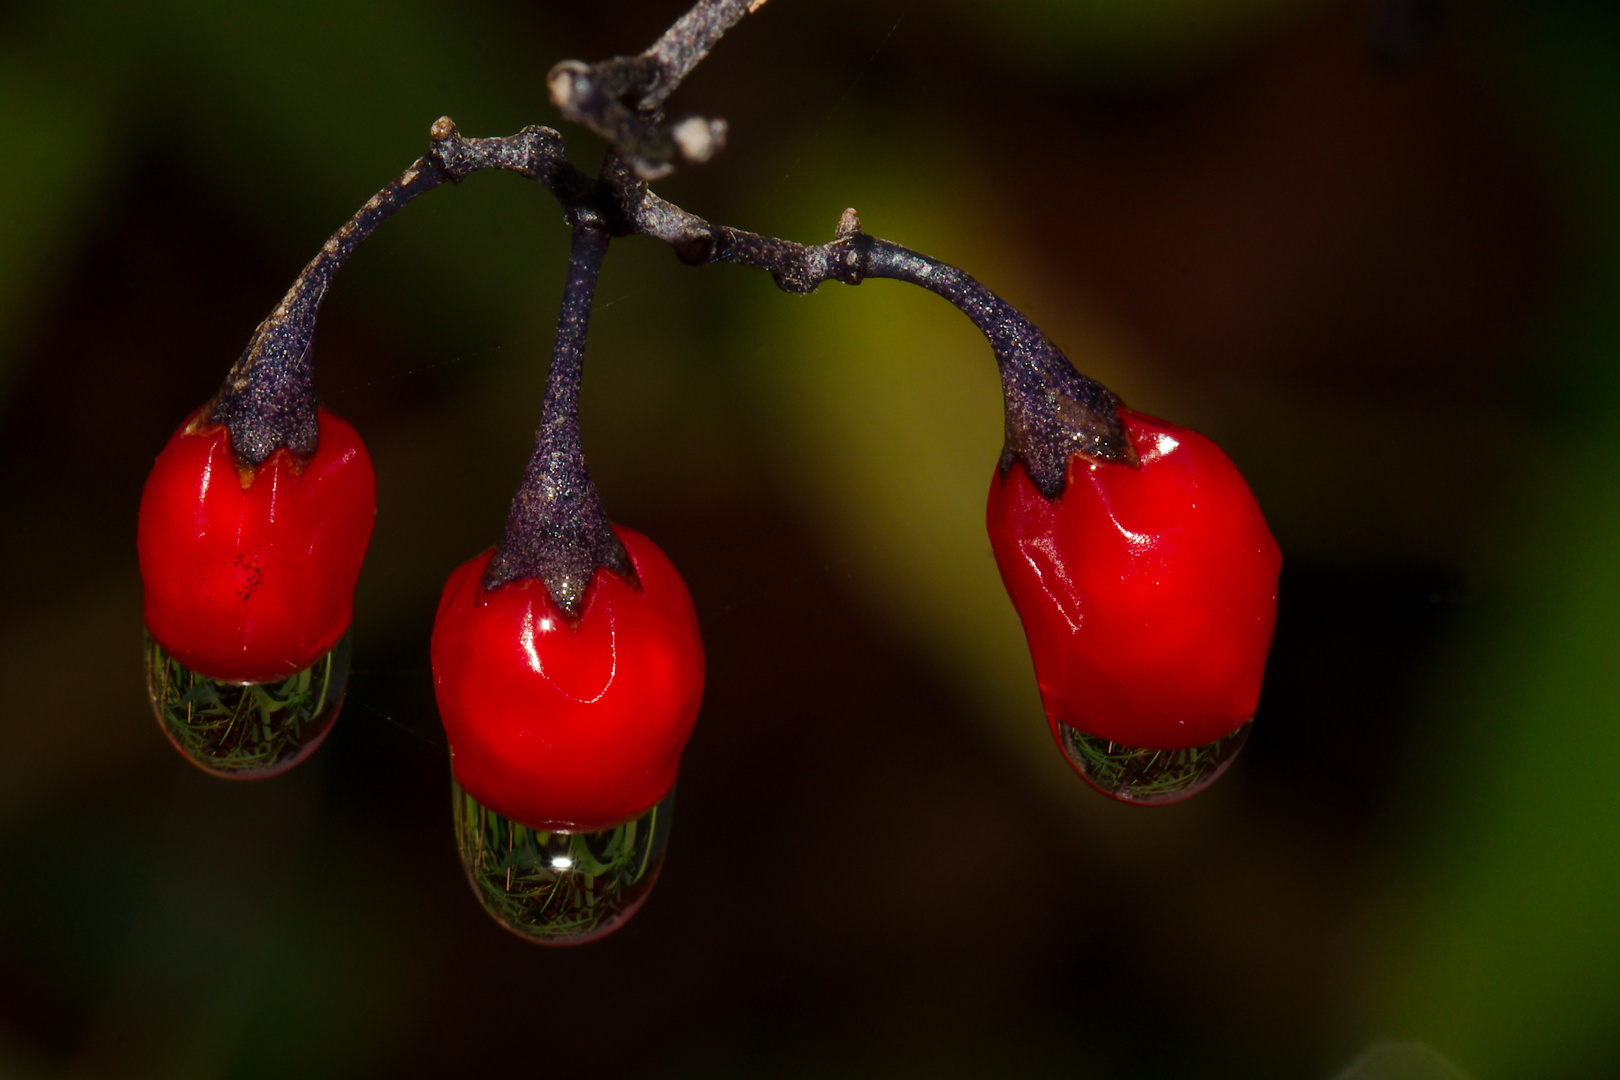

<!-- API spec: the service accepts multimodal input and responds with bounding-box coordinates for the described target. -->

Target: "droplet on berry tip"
[1057,721,1251,805]
[143,631,350,779]
[452,771,674,945]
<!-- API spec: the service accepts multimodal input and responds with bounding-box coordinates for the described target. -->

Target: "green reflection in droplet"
[1058,720,1250,805]
[451,774,673,945]
[143,631,349,779]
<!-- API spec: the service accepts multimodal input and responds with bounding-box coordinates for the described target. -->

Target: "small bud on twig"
[671,117,728,164]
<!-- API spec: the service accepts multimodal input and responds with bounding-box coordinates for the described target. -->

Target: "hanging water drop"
[1057,720,1250,805]
[452,773,674,945]
[143,631,350,779]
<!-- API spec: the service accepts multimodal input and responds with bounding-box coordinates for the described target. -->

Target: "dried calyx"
[994,341,1139,499]
[208,289,321,466]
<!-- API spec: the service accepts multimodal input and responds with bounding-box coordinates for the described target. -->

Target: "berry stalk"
[481,219,635,616]
[211,151,450,464]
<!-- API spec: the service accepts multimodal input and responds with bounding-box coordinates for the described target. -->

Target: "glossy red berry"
[138,406,377,684]
[987,408,1280,787]
[431,524,704,833]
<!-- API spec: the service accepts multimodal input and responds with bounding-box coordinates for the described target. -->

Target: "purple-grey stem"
[481,221,636,614]
[211,0,1131,616]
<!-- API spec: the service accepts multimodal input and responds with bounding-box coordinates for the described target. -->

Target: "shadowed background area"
[0,0,1616,1076]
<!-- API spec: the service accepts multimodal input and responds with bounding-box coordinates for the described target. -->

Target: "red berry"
[431,525,704,833]
[138,406,377,684]
[987,408,1280,754]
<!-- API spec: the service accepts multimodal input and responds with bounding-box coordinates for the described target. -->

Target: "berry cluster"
[135,0,1279,943]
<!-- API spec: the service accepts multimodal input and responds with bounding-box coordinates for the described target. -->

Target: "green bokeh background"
[1,0,1616,1076]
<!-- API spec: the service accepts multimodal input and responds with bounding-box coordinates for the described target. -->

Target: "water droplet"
[143,631,349,779]
[1057,720,1250,805]
[452,774,673,945]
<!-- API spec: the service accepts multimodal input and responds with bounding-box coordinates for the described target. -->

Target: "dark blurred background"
[2,0,1617,1076]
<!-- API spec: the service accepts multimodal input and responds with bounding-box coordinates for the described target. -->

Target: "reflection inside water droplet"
[1057,720,1250,805]
[143,631,349,780]
[451,773,673,945]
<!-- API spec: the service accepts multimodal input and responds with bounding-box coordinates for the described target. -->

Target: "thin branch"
[547,0,762,179]
[855,236,1134,488]
[626,196,1134,492]
[640,0,763,111]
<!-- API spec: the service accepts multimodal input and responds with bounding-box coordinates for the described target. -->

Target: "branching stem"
[217,0,1129,608]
